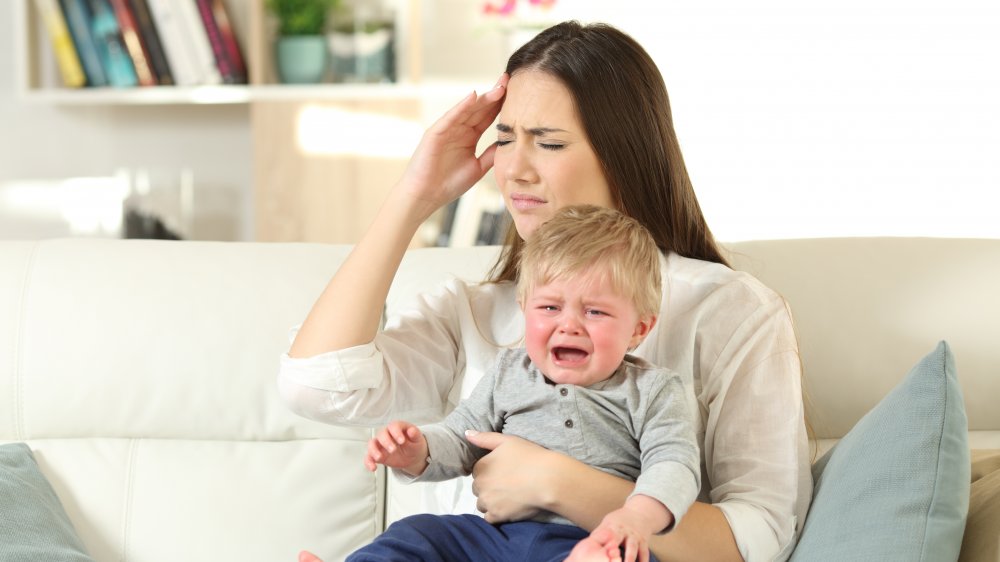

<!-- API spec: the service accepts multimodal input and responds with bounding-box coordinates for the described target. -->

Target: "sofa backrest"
[3,237,997,561]
[0,239,381,562]
[724,237,1000,449]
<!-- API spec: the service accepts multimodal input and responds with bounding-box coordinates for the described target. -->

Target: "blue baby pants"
[346,513,658,562]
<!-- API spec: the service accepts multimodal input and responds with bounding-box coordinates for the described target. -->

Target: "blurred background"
[2,0,998,245]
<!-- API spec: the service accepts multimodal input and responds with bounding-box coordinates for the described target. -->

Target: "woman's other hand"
[395,74,508,218]
[465,430,555,523]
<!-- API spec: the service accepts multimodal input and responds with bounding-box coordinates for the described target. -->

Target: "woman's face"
[494,70,615,239]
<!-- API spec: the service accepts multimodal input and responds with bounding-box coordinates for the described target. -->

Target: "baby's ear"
[630,315,658,347]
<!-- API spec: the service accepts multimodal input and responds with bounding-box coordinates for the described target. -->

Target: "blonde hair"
[517,205,662,317]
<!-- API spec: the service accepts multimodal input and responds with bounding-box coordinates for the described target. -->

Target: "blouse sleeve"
[700,291,812,562]
[277,278,486,427]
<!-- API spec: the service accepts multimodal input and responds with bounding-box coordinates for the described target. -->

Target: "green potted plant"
[266,0,339,83]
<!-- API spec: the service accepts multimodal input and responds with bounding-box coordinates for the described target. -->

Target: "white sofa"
[1,237,998,561]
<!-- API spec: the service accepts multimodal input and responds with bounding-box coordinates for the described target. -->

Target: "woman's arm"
[289,76,508,358]
[467,432,742,562]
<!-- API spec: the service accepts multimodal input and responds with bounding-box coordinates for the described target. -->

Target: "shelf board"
[16,81,489,106]
[19,85,252,105]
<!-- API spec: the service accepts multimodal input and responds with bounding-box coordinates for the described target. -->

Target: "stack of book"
[35,0,248,88]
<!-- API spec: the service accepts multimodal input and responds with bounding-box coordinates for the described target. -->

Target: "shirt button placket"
[559,389,573,428]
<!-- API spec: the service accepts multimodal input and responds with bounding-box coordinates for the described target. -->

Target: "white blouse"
[279,252,812,562]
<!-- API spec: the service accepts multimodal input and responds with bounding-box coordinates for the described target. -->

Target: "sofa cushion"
[0,443,94,561]
[790,341,969,561]
[959,449,1000,562]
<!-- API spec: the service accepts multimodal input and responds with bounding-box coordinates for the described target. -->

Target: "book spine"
[107,0,156,86]
[174,0,222,85]
[34,0,87,87]
[194,0,235,83]
[58,0,107,86]
[86,0,138,87]
[210,0,247,83]
[125,0,174,85]
[144,0,200,85]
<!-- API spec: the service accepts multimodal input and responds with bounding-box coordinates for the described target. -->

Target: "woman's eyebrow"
[495,123,567,135]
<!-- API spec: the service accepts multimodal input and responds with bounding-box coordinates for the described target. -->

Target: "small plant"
[266,0,339,36]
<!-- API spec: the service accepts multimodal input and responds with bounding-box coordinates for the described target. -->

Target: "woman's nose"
[504,142,538,183]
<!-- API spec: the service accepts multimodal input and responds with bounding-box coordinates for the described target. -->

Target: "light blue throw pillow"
[0,442,95,561]
[790,341,970,561]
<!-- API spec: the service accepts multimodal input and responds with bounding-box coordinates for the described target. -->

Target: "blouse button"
[564,419,574,428]
[559,388,568,396]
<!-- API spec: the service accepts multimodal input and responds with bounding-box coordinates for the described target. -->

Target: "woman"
[281,21,811,562]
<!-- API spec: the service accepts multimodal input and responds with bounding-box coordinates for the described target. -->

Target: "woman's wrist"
[533,447,565,512]
[543,454,635,531]
[378,186,439,232]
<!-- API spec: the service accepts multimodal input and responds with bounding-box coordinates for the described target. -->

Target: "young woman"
[280,21,811,562]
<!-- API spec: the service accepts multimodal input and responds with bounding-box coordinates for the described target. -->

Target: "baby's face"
[522,272,653,387]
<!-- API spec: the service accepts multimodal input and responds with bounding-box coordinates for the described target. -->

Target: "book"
[59,0,108,86]
[210,0,247,83]
[108,0,156,86]
[144,0,201,85]
[87,0,138,87]
[106,0,156,86]
[34,0,86,87]
[174,0,222,85]
[126,0,173,85]
[195,0,246,84]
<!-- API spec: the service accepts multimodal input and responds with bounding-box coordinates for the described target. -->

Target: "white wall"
[0,2,253,241]
[441,0,1000,241]
[3,0,997,242]
[575,0,1000,240]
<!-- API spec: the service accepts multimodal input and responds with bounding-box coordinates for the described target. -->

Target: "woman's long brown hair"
[487,21,729,283]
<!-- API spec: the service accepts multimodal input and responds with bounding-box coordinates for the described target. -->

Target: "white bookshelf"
[16,0,427,105]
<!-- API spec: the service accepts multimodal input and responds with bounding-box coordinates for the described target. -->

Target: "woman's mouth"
[510,193,547,211]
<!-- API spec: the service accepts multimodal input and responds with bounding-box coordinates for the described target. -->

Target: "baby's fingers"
[623,536,637,562]
[368,436,394,461]
[590,526,618,548]
[375,429,399,454]
[386,423,409,447]
[404,425,423,443]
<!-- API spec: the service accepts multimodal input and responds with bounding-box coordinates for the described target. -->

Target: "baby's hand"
[564,536,623,562]
[363,421,428,476]
[587,507,655,562]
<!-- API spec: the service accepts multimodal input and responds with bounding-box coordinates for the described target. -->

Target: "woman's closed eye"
[494,139,565,151]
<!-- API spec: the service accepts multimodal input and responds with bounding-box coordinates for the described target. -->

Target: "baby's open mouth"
[553,347,589,363]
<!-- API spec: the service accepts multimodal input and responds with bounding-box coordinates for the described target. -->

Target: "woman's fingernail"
[465,429,479,437]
